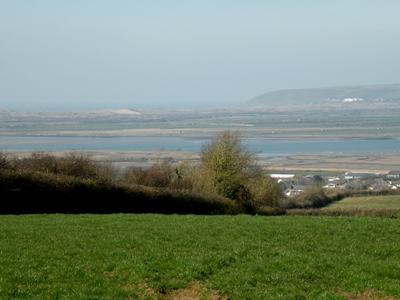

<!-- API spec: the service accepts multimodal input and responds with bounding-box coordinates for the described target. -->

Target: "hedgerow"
[0,151,114,181]
[0,149,284,216]
[0,170,245,215]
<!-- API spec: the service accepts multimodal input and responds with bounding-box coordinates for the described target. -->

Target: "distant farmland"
[324,195,400,209]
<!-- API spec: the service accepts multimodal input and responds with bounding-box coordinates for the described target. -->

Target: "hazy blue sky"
[1,1,399,111]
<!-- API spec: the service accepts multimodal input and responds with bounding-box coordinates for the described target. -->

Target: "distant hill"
[240,84,400,107]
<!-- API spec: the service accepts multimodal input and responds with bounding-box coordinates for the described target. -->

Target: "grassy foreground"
[1,214,400,299]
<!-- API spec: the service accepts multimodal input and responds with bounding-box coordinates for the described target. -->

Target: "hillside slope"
[240,84,400,107]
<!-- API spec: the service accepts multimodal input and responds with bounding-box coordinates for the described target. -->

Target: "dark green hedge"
[0,171,284,216]
[339,189,400,198]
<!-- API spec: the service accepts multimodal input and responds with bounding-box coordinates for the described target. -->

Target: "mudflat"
[268,154,400,172]
[5,149,400,173]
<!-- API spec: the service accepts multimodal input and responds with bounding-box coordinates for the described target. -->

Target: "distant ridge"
[240,84,400,107]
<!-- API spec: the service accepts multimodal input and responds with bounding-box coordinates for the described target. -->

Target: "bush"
[0,151,114,181]
[168,160,194,190]
[257,206,286,216]
[57,152,114,181]
[189,130,285,212]
[121,157,173,188]
[279,185,339,209]
[199,130,258,200]
[249,175,284,207]
[187,164,217,195]
[0,151,12,170]
[119,131,286,213]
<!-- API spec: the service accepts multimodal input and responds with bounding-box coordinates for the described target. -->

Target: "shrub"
[187,164,217,195]
[0,151,114,181]
[56,151,114,181]
[120,131,286,213]
[199,130,258,200]
[168,175,194,190]
[0,151,12,170]
[18,152,58,174]
[249,175,284,207]
[168,160,194,190]
[279,185,339,209]
[121,157,173,188]
[257,206,286,216]
[188,130,285,212]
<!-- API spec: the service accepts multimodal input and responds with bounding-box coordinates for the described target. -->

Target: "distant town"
[271,170,400,197]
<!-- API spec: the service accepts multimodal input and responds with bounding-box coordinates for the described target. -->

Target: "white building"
[270,174,295,179]
[343,98,363,102]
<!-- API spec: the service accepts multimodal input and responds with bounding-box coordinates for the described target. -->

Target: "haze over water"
[1,1,399,111]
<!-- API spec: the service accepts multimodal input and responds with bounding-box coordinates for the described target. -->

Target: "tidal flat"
[4,149,400,172]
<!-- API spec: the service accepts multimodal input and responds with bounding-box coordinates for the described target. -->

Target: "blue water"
[1,136,400,156]
[0,137,206,152]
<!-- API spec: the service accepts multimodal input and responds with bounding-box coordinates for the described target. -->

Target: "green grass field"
[1,214,400,299]
[325,195,400,209]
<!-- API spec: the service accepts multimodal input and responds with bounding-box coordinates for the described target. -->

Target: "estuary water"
[1,136,400,156]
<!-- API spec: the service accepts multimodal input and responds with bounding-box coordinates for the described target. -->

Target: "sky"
[1,1,400,111]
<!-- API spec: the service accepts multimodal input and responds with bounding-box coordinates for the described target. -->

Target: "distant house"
[373,178,384,185]
[270,174,295,179]
[327,177,341,182]
[323,183,337,189]
[345,171,382,180]
[285,185,306,197]
[369,184,386,191]
[387,171,400,179]
[345,172,363,179]
[343,98,363,102]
